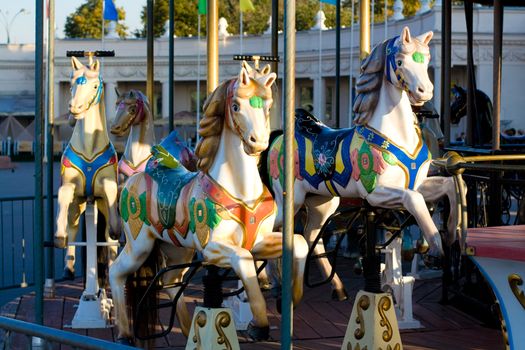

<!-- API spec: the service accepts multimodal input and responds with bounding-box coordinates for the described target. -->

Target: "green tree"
[64,0,127,39]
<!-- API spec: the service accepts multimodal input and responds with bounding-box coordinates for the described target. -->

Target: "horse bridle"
[117,94,145,126]
[385,36,409,92]
[225,79,252,150]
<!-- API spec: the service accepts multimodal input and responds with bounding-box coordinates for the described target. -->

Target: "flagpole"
[349,0,354,125]
[384,0,388,40]
[240,11,243,54]
[317,2,322,117]
[197,14,201,143]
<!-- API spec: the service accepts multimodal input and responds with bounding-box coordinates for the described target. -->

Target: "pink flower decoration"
[318,153,327,166]
[361,153,370,171]
[294,150,304,180]
[372,148,387,174]
[351,149,360,180]
[269,149,280,179]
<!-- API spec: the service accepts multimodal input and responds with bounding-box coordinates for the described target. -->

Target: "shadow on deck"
[0,258,504,350]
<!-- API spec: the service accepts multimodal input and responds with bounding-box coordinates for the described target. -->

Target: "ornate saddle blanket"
[62,143,118,197]
[354,125,431,190]
[145,137,197,230]
[191,173,276,250]
[294,108,355,192]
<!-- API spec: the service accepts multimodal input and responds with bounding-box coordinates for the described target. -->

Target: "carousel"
[0,0,524,350]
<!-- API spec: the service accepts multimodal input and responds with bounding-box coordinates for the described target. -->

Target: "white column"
[54,82,60,122]
[313,77,326,121]
[162,80,170,119]
[105,81,118,122]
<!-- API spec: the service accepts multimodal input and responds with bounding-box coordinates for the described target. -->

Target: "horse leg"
[416,176,461,246]
[101,177,120,240]
[55,182,76,248]
[159,243,195,337]
[366,186,444,257]
[202,241,269,340]
[303,195,348,301]
[96,197,118,288]
[108,226,155,342]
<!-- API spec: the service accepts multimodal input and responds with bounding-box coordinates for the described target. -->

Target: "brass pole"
[146,0,154,106]
[207,0,219,94]
[360,0,370,59]
[493,0,503,151]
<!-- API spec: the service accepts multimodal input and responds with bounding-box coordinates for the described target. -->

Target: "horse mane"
[195,79,232,171]
[353,39,389,125]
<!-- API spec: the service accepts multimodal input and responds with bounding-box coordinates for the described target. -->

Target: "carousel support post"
[492,0,503,151]
[207,0,219,94]
[146,0,154,106]
[168,0,174,132]
[44,0,56,298]
[441,0,452,147]
[341,209,403,349]
[35,0,45,327]
[70,202,113,328]
[335,0,341,128]
[185,266,240,350]
[282,0,296,348]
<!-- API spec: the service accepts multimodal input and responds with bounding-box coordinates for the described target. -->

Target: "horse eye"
[129,107,136,113]
[232,103,240,112]
[94,85,98,89]
[397,60,402,66]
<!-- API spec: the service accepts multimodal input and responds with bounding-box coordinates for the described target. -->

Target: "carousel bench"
[466,225,525,350]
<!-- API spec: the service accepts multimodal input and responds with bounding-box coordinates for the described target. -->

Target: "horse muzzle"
[243,137,269,156]
[408,90,432,106]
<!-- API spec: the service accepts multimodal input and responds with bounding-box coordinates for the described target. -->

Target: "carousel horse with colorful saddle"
[264,27,460,298]
[109,62,309,344]
[110,89,198,186]
[54,56,120,279]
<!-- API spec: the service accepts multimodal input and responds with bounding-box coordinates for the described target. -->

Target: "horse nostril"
[417,86,425,94]
[250,136,257,143]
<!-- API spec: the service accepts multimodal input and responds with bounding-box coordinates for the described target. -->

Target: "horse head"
[385,26,434,106]
[196,62,276,170]
[68,56,104,118]
[450,84,467,124]
[110,89,148,136]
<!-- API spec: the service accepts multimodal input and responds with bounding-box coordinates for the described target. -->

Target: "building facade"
[1,4,524,149]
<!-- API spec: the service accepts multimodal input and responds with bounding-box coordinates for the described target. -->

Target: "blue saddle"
[62,144,117,198]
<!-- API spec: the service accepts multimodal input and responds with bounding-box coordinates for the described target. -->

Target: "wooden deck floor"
[0,261,504,350]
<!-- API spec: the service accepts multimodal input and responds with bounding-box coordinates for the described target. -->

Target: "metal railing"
[0,195,77,291]
[0,316,134,350]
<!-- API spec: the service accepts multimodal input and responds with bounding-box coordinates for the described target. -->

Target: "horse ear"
[419,31,433,45]
[129,90,136,98]
[259,72,276,89]
[239,66,250,87]
[91,59,100,72]
[242,60,253,75]
[115,87,121,98]
[71,56,84,70]
[401,26,412,45]
[260,64,271,75]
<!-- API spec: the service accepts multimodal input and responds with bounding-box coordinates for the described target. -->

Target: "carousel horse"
[110,89,198,184]
[450,84,493,145]
[264,27,460,298]
[54,56,119,279]
[109,62,308,343]
[110,89,156,185]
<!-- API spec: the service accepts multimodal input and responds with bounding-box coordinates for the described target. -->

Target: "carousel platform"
[0,258,504,350]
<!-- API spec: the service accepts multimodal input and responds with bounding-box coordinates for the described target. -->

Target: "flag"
[104,0,119,21]
[198,0,207,15]
[320,0,337,5]
[240,0,255,12]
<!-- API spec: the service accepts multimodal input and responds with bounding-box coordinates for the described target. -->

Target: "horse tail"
[259,129,284,197]
[126,241,161,347]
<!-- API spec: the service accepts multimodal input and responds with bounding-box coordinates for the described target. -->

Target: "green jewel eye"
[412,52,425,63]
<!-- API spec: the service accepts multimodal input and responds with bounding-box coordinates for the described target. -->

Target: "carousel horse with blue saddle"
[54,56,120,280]
[263,27,461,298]
[109,62,309,344]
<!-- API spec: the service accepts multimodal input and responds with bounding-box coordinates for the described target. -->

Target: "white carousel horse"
[109,62,308,343]
[54,56,120,279]
[110,89,156,184]
[265,27,459,297]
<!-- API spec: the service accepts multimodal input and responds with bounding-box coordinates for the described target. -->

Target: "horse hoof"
[63,267,75,280]
[331,288,348,301]
[116,337,134,346]
[246,323,270,342]
[109,231,120,240]
[54,236,67,249]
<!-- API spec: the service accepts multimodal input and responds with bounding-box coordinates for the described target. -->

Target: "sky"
[0,0,144,44]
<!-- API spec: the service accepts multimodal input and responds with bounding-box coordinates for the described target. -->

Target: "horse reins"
[225,79,251,149]
[385,36,409,92]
